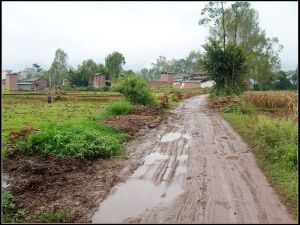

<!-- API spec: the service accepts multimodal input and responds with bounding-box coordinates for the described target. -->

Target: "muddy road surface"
[92,94,295,224]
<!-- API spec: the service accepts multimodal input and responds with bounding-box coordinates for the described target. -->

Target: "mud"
[92,94,296,224]
[101,106,162,135]
[2,155,135,222]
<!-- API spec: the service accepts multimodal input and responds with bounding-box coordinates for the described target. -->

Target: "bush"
[14,123,126,159]
[104,100,133,116]
[118,74,155,105]
[222,100,256,114]
[250,116,297,169]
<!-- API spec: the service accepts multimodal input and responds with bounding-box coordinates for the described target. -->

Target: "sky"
[2,1,298,73]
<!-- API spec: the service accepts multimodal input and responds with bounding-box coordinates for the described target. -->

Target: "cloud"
[2,1,298,72]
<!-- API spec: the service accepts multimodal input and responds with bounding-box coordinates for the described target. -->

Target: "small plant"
[118,74,155,105]
[159,95,170,109]
[31,207,68,223]
[2,189,27,223]
[104,100,133,116]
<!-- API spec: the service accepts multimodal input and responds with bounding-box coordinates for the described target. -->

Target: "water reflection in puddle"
[92,179,184,223]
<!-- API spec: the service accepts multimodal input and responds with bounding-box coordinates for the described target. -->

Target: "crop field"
[241,91,298,113]
[1,92,123,144]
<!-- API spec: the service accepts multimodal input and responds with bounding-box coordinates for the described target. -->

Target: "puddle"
[161,132,181,142]
[143,152,168,165]
[175,166,187,176]
[226,155,239,160]
[161,132,192,142]
[92,179,184,223]
[177,154,188,162]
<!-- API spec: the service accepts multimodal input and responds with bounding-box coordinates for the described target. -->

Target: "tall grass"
[104,100,133,116]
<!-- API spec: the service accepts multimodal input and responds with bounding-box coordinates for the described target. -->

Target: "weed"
[104,100,133,116]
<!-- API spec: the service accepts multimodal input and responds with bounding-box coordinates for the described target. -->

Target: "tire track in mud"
[91,94,296,224]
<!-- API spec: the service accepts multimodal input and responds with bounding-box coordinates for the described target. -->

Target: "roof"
[25,77,42,82]
[7,73,19,76]
[18,82,33,85]
[94,73,104,76]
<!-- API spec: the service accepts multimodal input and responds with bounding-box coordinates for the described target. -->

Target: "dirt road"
[92,94,295,224]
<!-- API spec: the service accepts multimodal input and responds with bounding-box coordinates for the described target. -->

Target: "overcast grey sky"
[2,1,298,73]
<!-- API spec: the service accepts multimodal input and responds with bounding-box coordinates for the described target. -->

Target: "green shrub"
[14,123,126,159]
[104,100,133,116]
[250,116,298,169]
[2,190,26,223]
[31,207,68,223]
[118,74,155,105]
[222,100,256,114]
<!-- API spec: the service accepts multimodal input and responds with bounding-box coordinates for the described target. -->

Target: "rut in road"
[92,94,295,224]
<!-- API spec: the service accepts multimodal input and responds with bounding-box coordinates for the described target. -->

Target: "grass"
[221,112,298,218]
[103,100,133,117]
[2,189,70,223]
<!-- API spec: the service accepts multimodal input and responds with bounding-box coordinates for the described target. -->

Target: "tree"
[49,49,68,86]
[201,38,247,95]
[274,70,293,90]
[199,1,283,90]
[105,51,126,84]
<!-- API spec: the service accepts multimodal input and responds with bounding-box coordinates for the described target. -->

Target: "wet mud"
[92,94,295,224]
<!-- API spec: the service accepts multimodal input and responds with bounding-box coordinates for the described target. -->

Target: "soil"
[100,106,163,135]
[92,95,296,224]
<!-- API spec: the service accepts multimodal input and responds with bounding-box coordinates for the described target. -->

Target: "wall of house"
[200,80,215,88]
[148,80,170,88]
[18,84,33,90]
[180,82,201,89]
[93,75,106,88]
[35,79,48,90]
[160,74,174,84]
[6,74,18,90]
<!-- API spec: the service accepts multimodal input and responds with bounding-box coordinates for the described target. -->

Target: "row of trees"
[24,50,127,87]
[198,1,298,94]
[139,51,204,80]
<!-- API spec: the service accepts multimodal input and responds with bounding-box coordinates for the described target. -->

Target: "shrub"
[118,74,155,105]
[250,116,297,169]
[14,123,125,159]
[222,100,256,114]
[104,100,133,116]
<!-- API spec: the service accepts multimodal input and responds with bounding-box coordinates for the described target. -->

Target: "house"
[148,71,214,89]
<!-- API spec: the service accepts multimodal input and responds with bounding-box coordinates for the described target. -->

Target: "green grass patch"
[221,112,298,217]
[103,100,133,117]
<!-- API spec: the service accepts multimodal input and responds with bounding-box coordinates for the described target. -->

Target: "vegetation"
[118,74,156,105]
[210,90,298,217]
[49,48,69,86]
[222,113,298,217]
[105,51,126,84]
[201,39,248,95]
[2,189,69,223]
[104,100,133,116]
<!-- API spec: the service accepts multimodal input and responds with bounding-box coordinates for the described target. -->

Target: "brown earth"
[91,94,296,224]
[100,106,163,135]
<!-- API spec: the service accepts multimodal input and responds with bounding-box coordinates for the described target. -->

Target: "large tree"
[49,48,68,86]
[105,51,126,83]
[199,1,283,90]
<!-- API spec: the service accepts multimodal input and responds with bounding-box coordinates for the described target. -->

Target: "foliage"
[49,48,69,86]
[241,91,297,112]
[30,207,68,223]
[105,51,126,83]
[221,100,256,114]
[201,38,247,95]
[140,51,204,80]
[13,122,126,159]
[104,100,133,116]
[2,190,26,223]
[199,1,283,91]
[118,74,155,105]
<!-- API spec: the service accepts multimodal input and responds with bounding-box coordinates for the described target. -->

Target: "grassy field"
[217,91,298,218]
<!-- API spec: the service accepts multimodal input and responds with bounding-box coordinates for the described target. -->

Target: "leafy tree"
[199,1,283,90]
[49,49,68,86]
[105,51,126,84]
[274,70,293,90]
[201,38,247,95]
